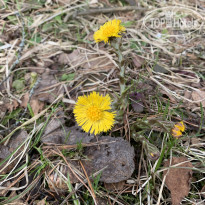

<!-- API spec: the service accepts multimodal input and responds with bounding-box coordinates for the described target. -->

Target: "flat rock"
[41,125,94,145]
[84,136,135,183]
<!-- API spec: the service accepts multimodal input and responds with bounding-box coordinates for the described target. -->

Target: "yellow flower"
[171,121,185,138]
[73,92,115,135]
[93,19,126,43]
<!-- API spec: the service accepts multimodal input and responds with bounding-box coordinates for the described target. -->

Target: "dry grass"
[0,0,205,204]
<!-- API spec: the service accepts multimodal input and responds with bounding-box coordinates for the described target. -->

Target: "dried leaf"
[5,103,14,112]
[33,70,64,104]
[191,90,205,107]
[30,99,44,115]
[58,50,114,71]
[8,130,28,151]
[0,147,13,174]
[191,138,204,147]
[201,184,205,198]
[0,130,28,174]
[12,100,19,110]
[21,92,44,115]
[129,92,144,113]
[131,53,145,68]
[104,181,125,191]
[0,98,19,115]
[184,90,192,99]
[164,157,193,205]
[20,69,63,115]
[21,93,29,108]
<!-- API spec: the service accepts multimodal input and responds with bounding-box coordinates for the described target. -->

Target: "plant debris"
[47,160,83,192]
[0,130,28,174]
[191,90,205,107]
[33,70,64,104]
[129,92,144,113]
[20,69,64,115]
[163,157,193,205]
[58,49,114,71]
[104,181,125,191]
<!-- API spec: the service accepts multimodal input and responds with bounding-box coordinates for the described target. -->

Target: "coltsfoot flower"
[93,19,126,43]
[73,92,115,135]
[172,121,185,138]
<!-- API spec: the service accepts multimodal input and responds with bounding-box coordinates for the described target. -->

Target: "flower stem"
[111,39,126,95]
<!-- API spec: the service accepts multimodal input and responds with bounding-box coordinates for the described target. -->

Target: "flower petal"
[73,92,115,135]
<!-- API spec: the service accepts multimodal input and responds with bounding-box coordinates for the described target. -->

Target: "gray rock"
[84,136,135,183]
[41,125,94,145]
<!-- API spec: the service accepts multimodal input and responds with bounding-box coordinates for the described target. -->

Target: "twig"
[74,6,147,17]
[79,160,96,200]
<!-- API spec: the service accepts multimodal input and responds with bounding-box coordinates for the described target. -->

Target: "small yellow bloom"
[175,121,185,132]
[172,121,185,138]
[93,19,126,43]
[73,92,115,135]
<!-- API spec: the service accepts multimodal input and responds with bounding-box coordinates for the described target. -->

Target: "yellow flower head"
[73,92,115,135]
[171,121,185,138]
[93,19,126,43]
